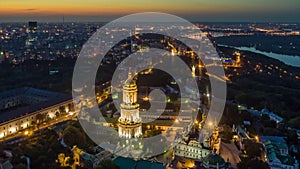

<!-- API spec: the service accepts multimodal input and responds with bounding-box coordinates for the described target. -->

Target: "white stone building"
[0,87,73,139]
[174,138,210,160]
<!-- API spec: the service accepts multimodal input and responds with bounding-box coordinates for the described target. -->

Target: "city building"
[202,151,232,169]
[260,136,299,169]
[261,108,283,124]
[26,21,38,47]
[232,125,251,150]
[0,87,73,139]
[113,156,165,169]
[174,138,210,160]
[220,51,242,68]
[209,127,221,154]
[198,111,221,153]
[72,146,100,169]
[118,74,142,138]
[248,108,284,124]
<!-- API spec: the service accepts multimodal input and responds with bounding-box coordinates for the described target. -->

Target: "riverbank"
[219,46,300,129]
[218,44,300,67]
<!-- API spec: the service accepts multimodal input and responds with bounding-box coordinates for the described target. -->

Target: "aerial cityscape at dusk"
[0,1,300,169]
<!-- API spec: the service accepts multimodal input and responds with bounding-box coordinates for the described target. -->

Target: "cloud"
[23,9,37,11]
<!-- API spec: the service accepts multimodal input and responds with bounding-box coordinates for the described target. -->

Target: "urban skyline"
[0,1,300,169]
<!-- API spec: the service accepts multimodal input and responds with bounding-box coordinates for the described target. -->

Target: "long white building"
[0,87,73,139]
[174,138,210,160]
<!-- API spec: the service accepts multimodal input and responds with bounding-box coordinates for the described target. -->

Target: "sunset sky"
[1,0,299,22]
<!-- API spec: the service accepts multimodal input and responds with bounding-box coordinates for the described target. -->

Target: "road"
[220,141,241,169]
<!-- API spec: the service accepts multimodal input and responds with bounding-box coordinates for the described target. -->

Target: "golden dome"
[123,78,137,90]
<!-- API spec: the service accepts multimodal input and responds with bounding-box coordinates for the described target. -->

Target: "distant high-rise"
[28,21,37,29]
[26,21,38,47]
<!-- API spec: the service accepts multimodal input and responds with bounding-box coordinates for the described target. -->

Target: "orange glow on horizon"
[1,0,299,22]
[1,1,209,16]
[0,0,275,16]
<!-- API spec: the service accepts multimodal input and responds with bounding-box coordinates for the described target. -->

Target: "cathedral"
[118,74,142,138]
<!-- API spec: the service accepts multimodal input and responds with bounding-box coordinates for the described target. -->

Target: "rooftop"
[113,157,165,169]
[260,136,297,166]
[0,87,72,124]
[203,153,226,166]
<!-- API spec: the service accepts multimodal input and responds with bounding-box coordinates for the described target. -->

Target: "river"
[218,45,300,67]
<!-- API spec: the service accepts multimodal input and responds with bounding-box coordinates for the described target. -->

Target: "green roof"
[262,138,296,166]
[277,155,296,166]
[81,153,97,162]
[203,153,225,166]
[113,157,166,169]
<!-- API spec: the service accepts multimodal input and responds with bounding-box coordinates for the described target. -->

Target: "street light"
[143,96,150,101]
[254,135,259,142]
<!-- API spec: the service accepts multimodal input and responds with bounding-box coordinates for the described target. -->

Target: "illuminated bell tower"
[118,73,142,138]
[192,65,196,77]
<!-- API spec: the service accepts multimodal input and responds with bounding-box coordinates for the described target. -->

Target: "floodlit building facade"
[118,76,142,138]
[174,139,210,160]
[0,87,73,139]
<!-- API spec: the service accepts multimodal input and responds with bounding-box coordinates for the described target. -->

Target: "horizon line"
[1,20,300,24]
